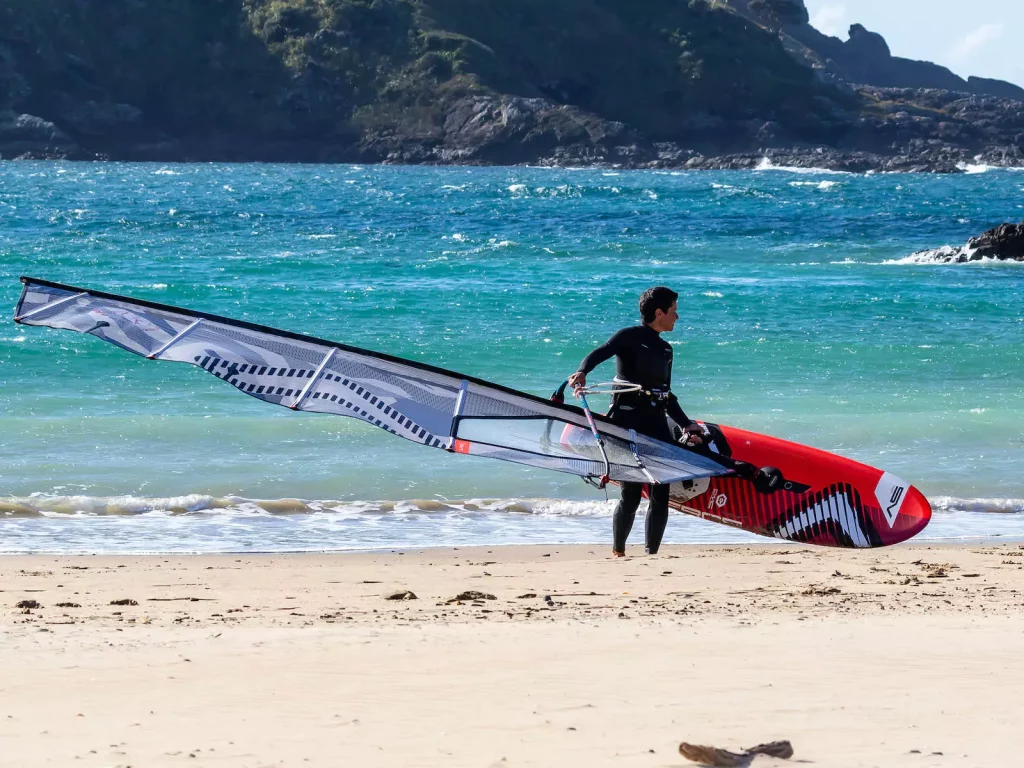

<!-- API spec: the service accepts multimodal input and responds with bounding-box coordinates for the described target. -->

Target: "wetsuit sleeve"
[575,329,627,375]
[666,394,692,428]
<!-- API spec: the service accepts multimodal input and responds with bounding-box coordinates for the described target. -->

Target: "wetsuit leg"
[611,405,675,554]
[644,482,671,554]
[613,482,644,553]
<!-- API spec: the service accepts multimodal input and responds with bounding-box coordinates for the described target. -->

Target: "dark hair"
[639,286,678,324]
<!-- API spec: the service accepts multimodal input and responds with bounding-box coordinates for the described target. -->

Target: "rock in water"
[907,221,1024,263]
[966,222,1024,261]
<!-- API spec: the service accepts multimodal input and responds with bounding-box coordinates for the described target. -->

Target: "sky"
[802,0,1024,87]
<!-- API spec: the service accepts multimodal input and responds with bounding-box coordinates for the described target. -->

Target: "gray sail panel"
[15,288,194,357]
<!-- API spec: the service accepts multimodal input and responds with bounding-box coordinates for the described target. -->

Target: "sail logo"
[874,473,909,529]
[708,489,728,510]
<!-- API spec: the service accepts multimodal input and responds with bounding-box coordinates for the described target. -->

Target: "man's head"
[639,286,679,332]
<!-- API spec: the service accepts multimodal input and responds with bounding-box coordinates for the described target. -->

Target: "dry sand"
[2,543,1023,767]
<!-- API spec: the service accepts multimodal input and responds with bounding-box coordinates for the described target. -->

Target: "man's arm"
[665,394,692,428]
[568,329,626,391]
[667,394,704,445]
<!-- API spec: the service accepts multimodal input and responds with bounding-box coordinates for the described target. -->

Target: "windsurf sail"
[13,277,731,486]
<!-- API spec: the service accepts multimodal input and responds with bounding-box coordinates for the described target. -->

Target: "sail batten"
[13,277,730,485]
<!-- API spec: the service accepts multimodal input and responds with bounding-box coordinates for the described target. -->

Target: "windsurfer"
[568,287,704,557]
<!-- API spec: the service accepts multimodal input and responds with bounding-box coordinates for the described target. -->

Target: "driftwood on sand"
[678,739,794,767]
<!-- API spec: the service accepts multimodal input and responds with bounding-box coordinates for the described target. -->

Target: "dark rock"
[967,222,1024,260]
[16,600,42,609]
[0,44,31,108]
[0,110,78,158]
[846,24,891,59]
[968,76,1024,102]
[51,97,143,138]
[908,221,1024,263]
[385,590,418,601]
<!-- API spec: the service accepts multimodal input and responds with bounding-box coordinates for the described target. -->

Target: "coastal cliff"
[2,0,1022,171]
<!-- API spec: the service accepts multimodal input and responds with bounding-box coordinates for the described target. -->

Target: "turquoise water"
[2,161,1023,552]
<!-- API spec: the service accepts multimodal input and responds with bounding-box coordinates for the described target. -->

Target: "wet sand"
[2,543,1023,766]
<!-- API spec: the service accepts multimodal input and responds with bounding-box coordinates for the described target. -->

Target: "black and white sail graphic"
[14,277,729,486]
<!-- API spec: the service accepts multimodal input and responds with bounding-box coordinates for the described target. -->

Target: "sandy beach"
[2,543,1023,767]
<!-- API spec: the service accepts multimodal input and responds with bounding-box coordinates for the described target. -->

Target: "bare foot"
[611,550,626,558]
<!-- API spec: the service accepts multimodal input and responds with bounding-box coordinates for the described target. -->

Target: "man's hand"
[568,372,586,394]
[681,423,705,447]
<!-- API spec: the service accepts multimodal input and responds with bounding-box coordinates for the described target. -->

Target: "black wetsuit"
[576,325,692,554]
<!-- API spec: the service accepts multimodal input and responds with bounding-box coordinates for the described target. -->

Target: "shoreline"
[6,151,1024,174]
[7,495,1024,554]
[4,544,1023,766]
[4,149,1024,175]
[4,534,1024,557]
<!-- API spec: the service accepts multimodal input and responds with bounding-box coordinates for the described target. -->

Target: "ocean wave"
[789,180,841,190]
[958,163,996,174]
[506,183,585,198]
[4,494,1022,519]
[755,157,850,175]
[0,495,616,519]
[931,496,1024,515]
[885,246,973,264]
[955,162,1024,174]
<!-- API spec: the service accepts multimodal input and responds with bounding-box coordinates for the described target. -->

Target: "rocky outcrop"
[760,5,1024,102]
[968,77,1024,102]
[835,25,973,92]
[968,222,1024,260]
[0,110,81,158]
[909,222,1024,263]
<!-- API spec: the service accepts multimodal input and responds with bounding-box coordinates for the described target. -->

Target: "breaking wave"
[931,496,1024,515]
[3,493,1023,519]
[885,245,1024,265]
[956,162,1024,174]
[0,494,615,519]
[755,157,850,175]
[885,246,977,264]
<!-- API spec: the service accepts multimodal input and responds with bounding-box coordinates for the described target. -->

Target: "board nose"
[895,486,932,540]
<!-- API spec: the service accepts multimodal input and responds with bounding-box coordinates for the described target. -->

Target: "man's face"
[652,301,678,333]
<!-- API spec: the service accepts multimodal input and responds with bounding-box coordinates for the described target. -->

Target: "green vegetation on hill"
[410,0,840,138]
[1,0,290,135]
[0,0,853,154]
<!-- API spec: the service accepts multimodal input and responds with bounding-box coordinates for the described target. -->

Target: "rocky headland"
[2,0,1023,172]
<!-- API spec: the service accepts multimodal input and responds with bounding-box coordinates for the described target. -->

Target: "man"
[568,286,704,557]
